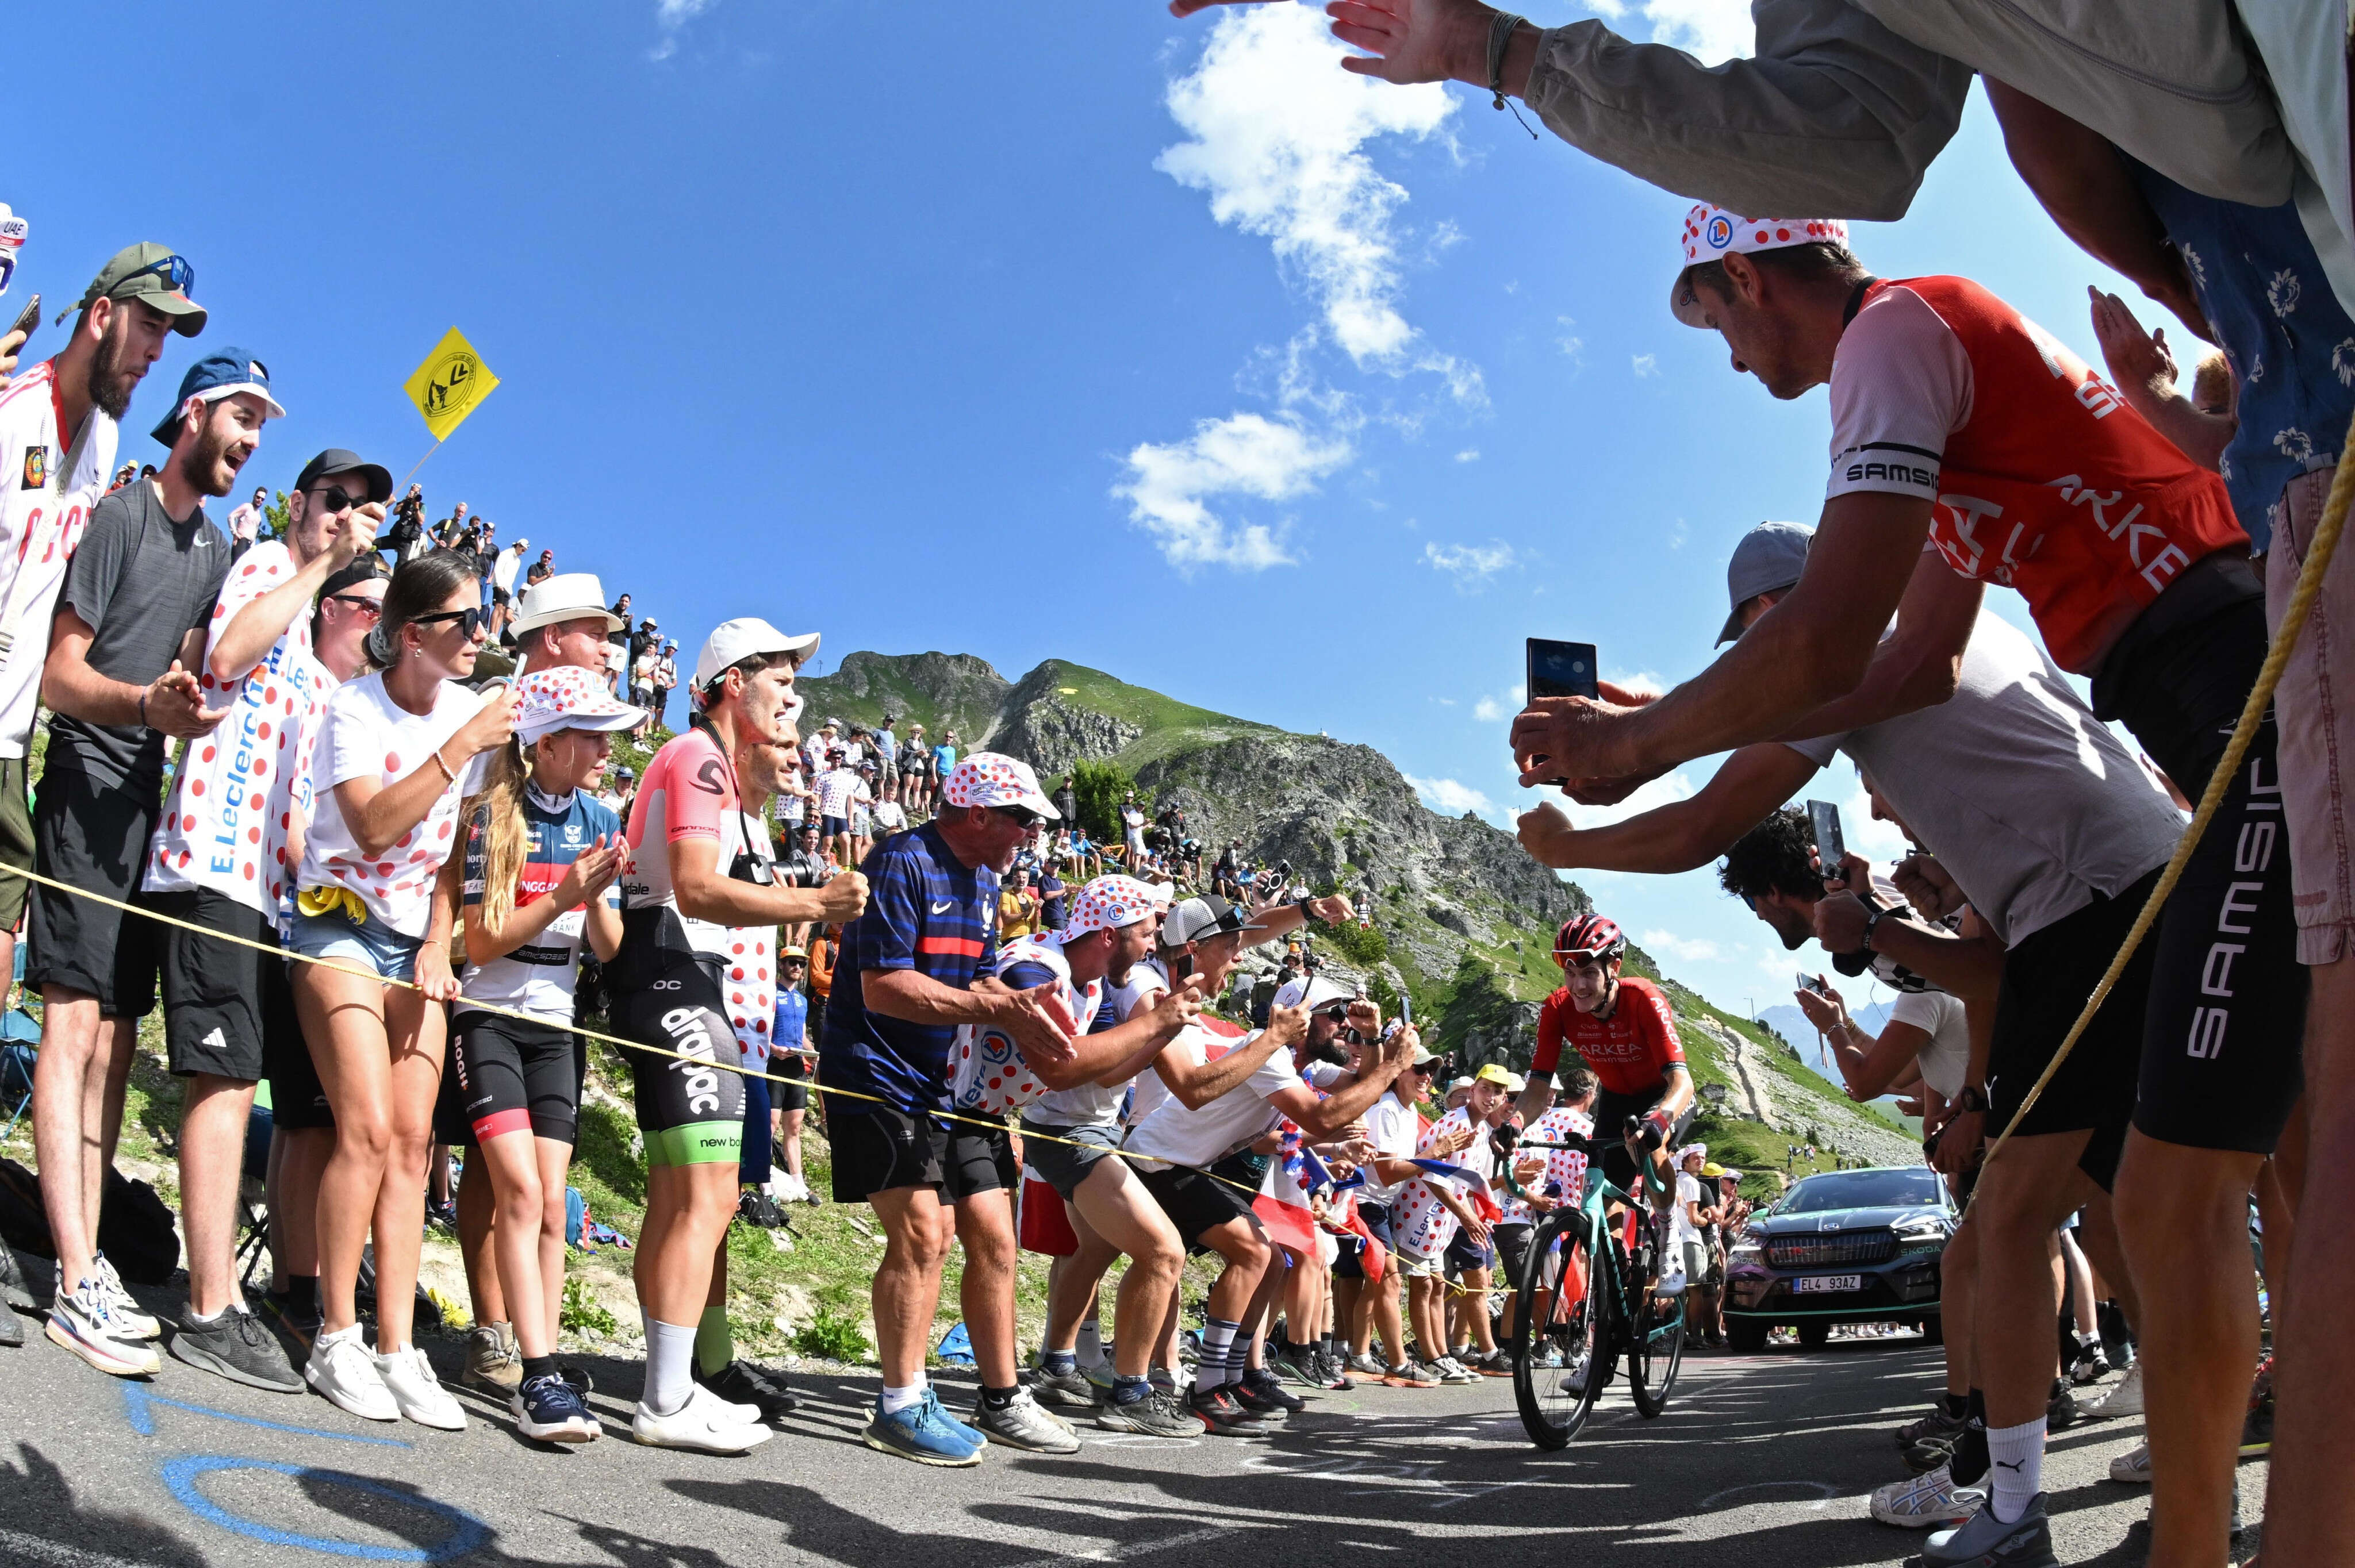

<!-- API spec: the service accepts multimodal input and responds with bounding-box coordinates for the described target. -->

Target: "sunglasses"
[128,253,196,295]
[306,483,373,514]
[325,594,383,620]
[993,805,1045,830]
[410,606,488,639]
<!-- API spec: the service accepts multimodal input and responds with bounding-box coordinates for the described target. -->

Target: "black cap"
[294,448,394,505]
[320,556,388,598]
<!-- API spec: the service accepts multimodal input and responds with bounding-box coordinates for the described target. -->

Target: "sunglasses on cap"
[128,252,196,295]
[410,606,488,639]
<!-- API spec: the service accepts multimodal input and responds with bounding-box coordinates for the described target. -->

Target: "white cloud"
[1642,929,1723,963]
[1555,316,1585,363]
[648,0,714,60]
[1115,412,1348,572]
[1455,448,1480,463]
[1585,0,1755,63]
[1407,775,1497,818]
[1555,768,1697,831]
[1839,782,1914,864]
[1422,539,1517,587]
[1472,695,1504,721]
[1631,353,1660,378]
[1158,3,1464,381]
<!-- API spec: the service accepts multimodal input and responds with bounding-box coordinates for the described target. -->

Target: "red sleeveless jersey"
[1826,275,2247,672]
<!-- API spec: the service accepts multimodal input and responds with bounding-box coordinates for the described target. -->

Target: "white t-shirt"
[1123,1040,1302,1170]
[816,766,862,818]
[0,360,117,758]
[491,548,523,593]
[872,800,908,835]
[297,672,490,936]
[145,542,335,924]
[1357,1090,1423,1201]
[1888,988,1972,1101]
[1667,1171,1708,1248]
[1105,955,1184,1128]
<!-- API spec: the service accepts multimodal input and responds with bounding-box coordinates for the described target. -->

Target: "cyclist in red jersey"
[1516,915,1693,1216]
[1508,207,2296,1567]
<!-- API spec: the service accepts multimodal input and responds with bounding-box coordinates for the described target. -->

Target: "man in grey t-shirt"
[28,348,277,1381]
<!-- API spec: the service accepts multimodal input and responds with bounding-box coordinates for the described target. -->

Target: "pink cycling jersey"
[619,725,740,957]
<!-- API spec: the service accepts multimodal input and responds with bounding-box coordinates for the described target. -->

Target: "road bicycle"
[1505,1137,1686,1448]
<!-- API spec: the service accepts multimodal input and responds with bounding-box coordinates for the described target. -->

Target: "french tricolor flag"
[1252,1131,1324,1262]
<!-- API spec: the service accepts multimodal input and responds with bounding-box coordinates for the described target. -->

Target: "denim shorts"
[289,908,425,983]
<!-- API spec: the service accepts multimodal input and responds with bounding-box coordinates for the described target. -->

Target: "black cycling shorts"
[450,1011,582,1145]
[611,951,746,1168]
[2098,591,2308,1156]
[1495,1221,1535,1290]
[1137,1162,1255,1247]
[1591,1083,1692,1196]
[829,1105,1018,1204]
[773,1048,810,1112]
[1987,870,2158,1190]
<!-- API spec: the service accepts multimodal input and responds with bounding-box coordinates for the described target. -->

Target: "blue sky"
[13,1,2142,1024]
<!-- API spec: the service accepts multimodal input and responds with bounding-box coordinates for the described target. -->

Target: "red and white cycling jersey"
[0,360,116,757]
[620,725,742,958]
[1502,1104,1595,1225]
[948,932,1099,1116]
[1825,275,2247,673]
[1532,975,1686,1098]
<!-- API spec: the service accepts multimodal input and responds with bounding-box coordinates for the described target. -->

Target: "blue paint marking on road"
[159,1457,490,1562]
[123,1383,411,1448]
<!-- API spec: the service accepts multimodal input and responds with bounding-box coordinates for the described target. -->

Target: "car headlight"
[1893,1218,1950,1254]
[1728,1228,1766,1265]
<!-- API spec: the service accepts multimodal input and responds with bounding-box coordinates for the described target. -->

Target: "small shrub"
[1321,919,1388,967]
[1069,760,1137,843]
[560,1275,618,1337]
[793,1304,871,1363]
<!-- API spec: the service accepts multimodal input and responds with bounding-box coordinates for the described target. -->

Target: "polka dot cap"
[1068,874,1159,939]
[1671,203,1848,328]
[941,751,1058,818]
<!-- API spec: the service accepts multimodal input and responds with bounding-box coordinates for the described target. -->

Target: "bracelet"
[136,690,149,731]
[431,746,457,784]
[1859,903,1885,952]
[1486,10,1525,109]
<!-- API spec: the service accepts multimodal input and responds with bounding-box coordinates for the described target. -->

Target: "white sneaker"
[1871,1465,1986,1528]
[44,1278,161,1377]
[2085,1361,2144,1420]
[2109,1440,2151,1484]
[92,1255,161,1340]
[374,1344,466,1431]
[305,1327,397,1421]
[1433,1355,1482,1385]
[633,1384,773,1454]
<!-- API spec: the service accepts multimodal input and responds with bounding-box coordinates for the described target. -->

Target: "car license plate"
[1796,1274,1861,1293]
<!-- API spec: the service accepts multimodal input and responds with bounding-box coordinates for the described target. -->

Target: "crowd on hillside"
[4,1,2355,1559]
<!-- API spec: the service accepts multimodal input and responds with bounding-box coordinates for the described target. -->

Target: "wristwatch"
[1956,1085,1990,1114]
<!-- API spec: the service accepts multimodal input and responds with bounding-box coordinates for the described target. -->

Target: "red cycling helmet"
[1554,913,1627,969]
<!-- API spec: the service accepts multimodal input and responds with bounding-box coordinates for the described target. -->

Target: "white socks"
[880,1374,927,1416]
[1076,1318,1106,1372]
[643,1316,697,1417]
[1986,1417,2045,1523]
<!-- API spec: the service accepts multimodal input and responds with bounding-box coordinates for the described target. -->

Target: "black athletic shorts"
[1591,1083,1693,1196]
[25,766,160,1016]
[1495,1221,1535,1289]
[773,1048,809,1112]
[1986,869,2159,1189]
[829,1105,1018,1204]
[2096,585,2308,1155]
[148,889,290,1083]
[1137,1162,1255,1247]
[448,1011,582,1146]
[610,949,746,1167]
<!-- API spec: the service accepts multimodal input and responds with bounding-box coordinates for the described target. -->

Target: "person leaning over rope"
[142,445,385,1397]
[1508,207,2300,1567]
[290,550,517,1431]
[608,617,866,1456]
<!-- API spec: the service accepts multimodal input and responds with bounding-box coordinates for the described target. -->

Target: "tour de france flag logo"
[402,326,503,443]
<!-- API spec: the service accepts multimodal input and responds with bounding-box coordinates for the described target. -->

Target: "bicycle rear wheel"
[1626,1217,1686,1417]
[1511,1208,1614,1449]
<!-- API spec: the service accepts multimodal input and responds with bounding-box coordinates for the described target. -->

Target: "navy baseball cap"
[151,347,286,446]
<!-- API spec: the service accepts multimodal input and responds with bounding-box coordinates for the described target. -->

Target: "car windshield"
[1779,1169,1944,1215]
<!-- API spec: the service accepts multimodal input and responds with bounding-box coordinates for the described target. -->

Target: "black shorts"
[0,756,32,931]
[148,890,290,1083]
[1987,870,2158,1189]
[1137,1162,1255,1247]
[492,586,511,606]
[268,1018,335,1131]
[447,1012,582,1146]
[610,951,746,1167]
[829,1105,1018,1204]
[1495,1221,1535,1289]
[773,1048,809,1112]
[2098,591,2308,1155]
[1591,1084,1693,1195]
[26,766,160,1016]
[1332,1199,1394,1280]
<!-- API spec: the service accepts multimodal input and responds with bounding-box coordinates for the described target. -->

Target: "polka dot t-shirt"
[723,809,780,1067]
[145,541,337,925]
[297,670,490,937]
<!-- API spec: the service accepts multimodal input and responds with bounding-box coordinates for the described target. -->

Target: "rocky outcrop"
[993,664,1145,776]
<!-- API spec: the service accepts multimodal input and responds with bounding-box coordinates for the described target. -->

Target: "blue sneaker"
[863,1388,984,1466]
[512,1373,600,1443]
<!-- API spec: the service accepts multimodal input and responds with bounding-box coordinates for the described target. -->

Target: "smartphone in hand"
[1524,639,1600,787]
[1797,971,1832,997]
[1805,798,1846,870]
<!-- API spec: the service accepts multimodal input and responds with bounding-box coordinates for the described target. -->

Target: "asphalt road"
[0,1282,2258,1568]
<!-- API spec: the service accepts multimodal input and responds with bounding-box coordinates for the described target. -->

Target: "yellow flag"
[402,327,501,442]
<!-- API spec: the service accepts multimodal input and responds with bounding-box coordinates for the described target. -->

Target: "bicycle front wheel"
[1511,1207,1614,1449]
